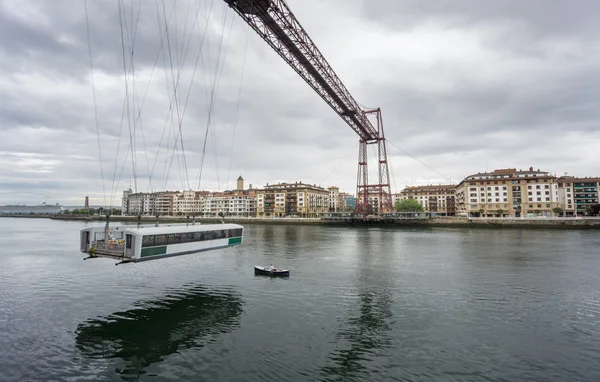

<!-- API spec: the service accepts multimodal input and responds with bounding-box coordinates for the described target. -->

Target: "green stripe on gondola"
[141,246,167,257]
[228,237,242,245]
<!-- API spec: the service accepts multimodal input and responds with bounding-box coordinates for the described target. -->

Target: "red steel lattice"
[225,0,393,214]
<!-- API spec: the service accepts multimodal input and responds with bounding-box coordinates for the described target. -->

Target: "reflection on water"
[2,219,600,382]
[75,284,243,380]
[321,231,394,381]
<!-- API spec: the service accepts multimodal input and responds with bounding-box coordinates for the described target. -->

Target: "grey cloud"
[1,0,599,205]
[360,0,600,38]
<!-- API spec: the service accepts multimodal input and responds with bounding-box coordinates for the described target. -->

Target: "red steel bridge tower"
[224,0,393,215]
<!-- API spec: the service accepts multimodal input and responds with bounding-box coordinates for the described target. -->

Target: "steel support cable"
[149,0,180,191]
[226,6,251,191]
[195,2,218,190]
[111,140,133,207]
[157,0,185,192]
[160,0,189,191]
[126,0,154,194]
[147,0,192,192]
[84,0,107,209]
[161,0,216,191]
[160,0,209,192]
[208,12,236,192]
[196,4,229,190]
[318,141,358,186]
[120,0,140,191]
[174,0,212,188]
[109,97,127,207]
[157,0,179,191]
[386,139,453,183]
[118,0,137,193]
[169,0,207,191]
[110,0,150,205]
[118,0,153,197]
[110,0,144,206]
[206,11,233,192]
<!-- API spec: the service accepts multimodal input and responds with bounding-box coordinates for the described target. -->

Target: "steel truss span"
[224,0,393,214]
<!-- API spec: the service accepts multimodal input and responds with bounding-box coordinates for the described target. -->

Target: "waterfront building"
[125,192,156,216]
[328,186,345,212]
[256,182,329,217]
[397,185,456,216]
[154,191,178,215]
[557,176,600,216]
[204,190,256,217]
[573,177,600,215]
[455,167,559,217]
[121,175,257,217]
[172,190,209,216]
[122,188,132,215]
[341,193,355,211]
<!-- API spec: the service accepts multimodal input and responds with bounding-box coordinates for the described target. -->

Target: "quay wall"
[1,214,599,229]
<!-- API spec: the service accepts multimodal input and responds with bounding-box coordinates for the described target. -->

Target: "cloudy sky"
[1,0,599,206]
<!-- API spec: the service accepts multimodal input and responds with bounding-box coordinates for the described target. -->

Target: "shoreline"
[2,214,599,229]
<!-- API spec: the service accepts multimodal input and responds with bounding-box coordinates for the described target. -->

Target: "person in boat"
[268,264,276,271]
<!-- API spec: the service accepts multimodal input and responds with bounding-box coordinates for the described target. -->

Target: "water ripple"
[1,219,600,381]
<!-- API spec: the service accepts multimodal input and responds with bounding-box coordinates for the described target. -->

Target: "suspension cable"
[196,3,228,190]
[386,139,454,183]
[226,16,251,191]
[118,0,137,193]
[84,0,107,209]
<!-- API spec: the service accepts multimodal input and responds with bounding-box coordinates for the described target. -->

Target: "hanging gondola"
[80,223,244,264]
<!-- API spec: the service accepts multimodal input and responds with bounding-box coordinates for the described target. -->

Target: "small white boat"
[80,223,244,263]
[254,265,290,277]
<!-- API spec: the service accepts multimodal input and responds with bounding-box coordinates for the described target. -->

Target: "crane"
[223,0,393,215]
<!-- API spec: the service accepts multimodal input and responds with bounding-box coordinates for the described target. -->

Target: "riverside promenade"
[2,214,600,229]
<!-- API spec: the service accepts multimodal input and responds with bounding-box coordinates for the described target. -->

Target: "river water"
[0,218,599,381]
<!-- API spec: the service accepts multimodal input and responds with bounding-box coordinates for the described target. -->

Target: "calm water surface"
[1,218,599,381]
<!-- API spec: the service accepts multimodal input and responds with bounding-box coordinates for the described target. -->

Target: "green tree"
[478,208,485,217]
[585,206,593,215]
[496,209,504,217]
[394,198,424,212]
[552,207,563,216]
[534,209,541,216]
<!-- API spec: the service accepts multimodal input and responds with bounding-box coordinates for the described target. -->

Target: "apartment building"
[341,192,355,211]
[397,184,456,216]
[256,182,329,217]
[573,178,600,215]
[154,191,178,215]
[122,188,132,214]
[172,190,210,216]
[121,174,257,216]
[204,190,256,217]
[557,176,600,216]
[456,167,559,217]
[327,186,349,212]
[124,192,156,216]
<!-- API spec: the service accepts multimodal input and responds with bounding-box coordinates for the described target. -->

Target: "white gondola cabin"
[80,223,244,263]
